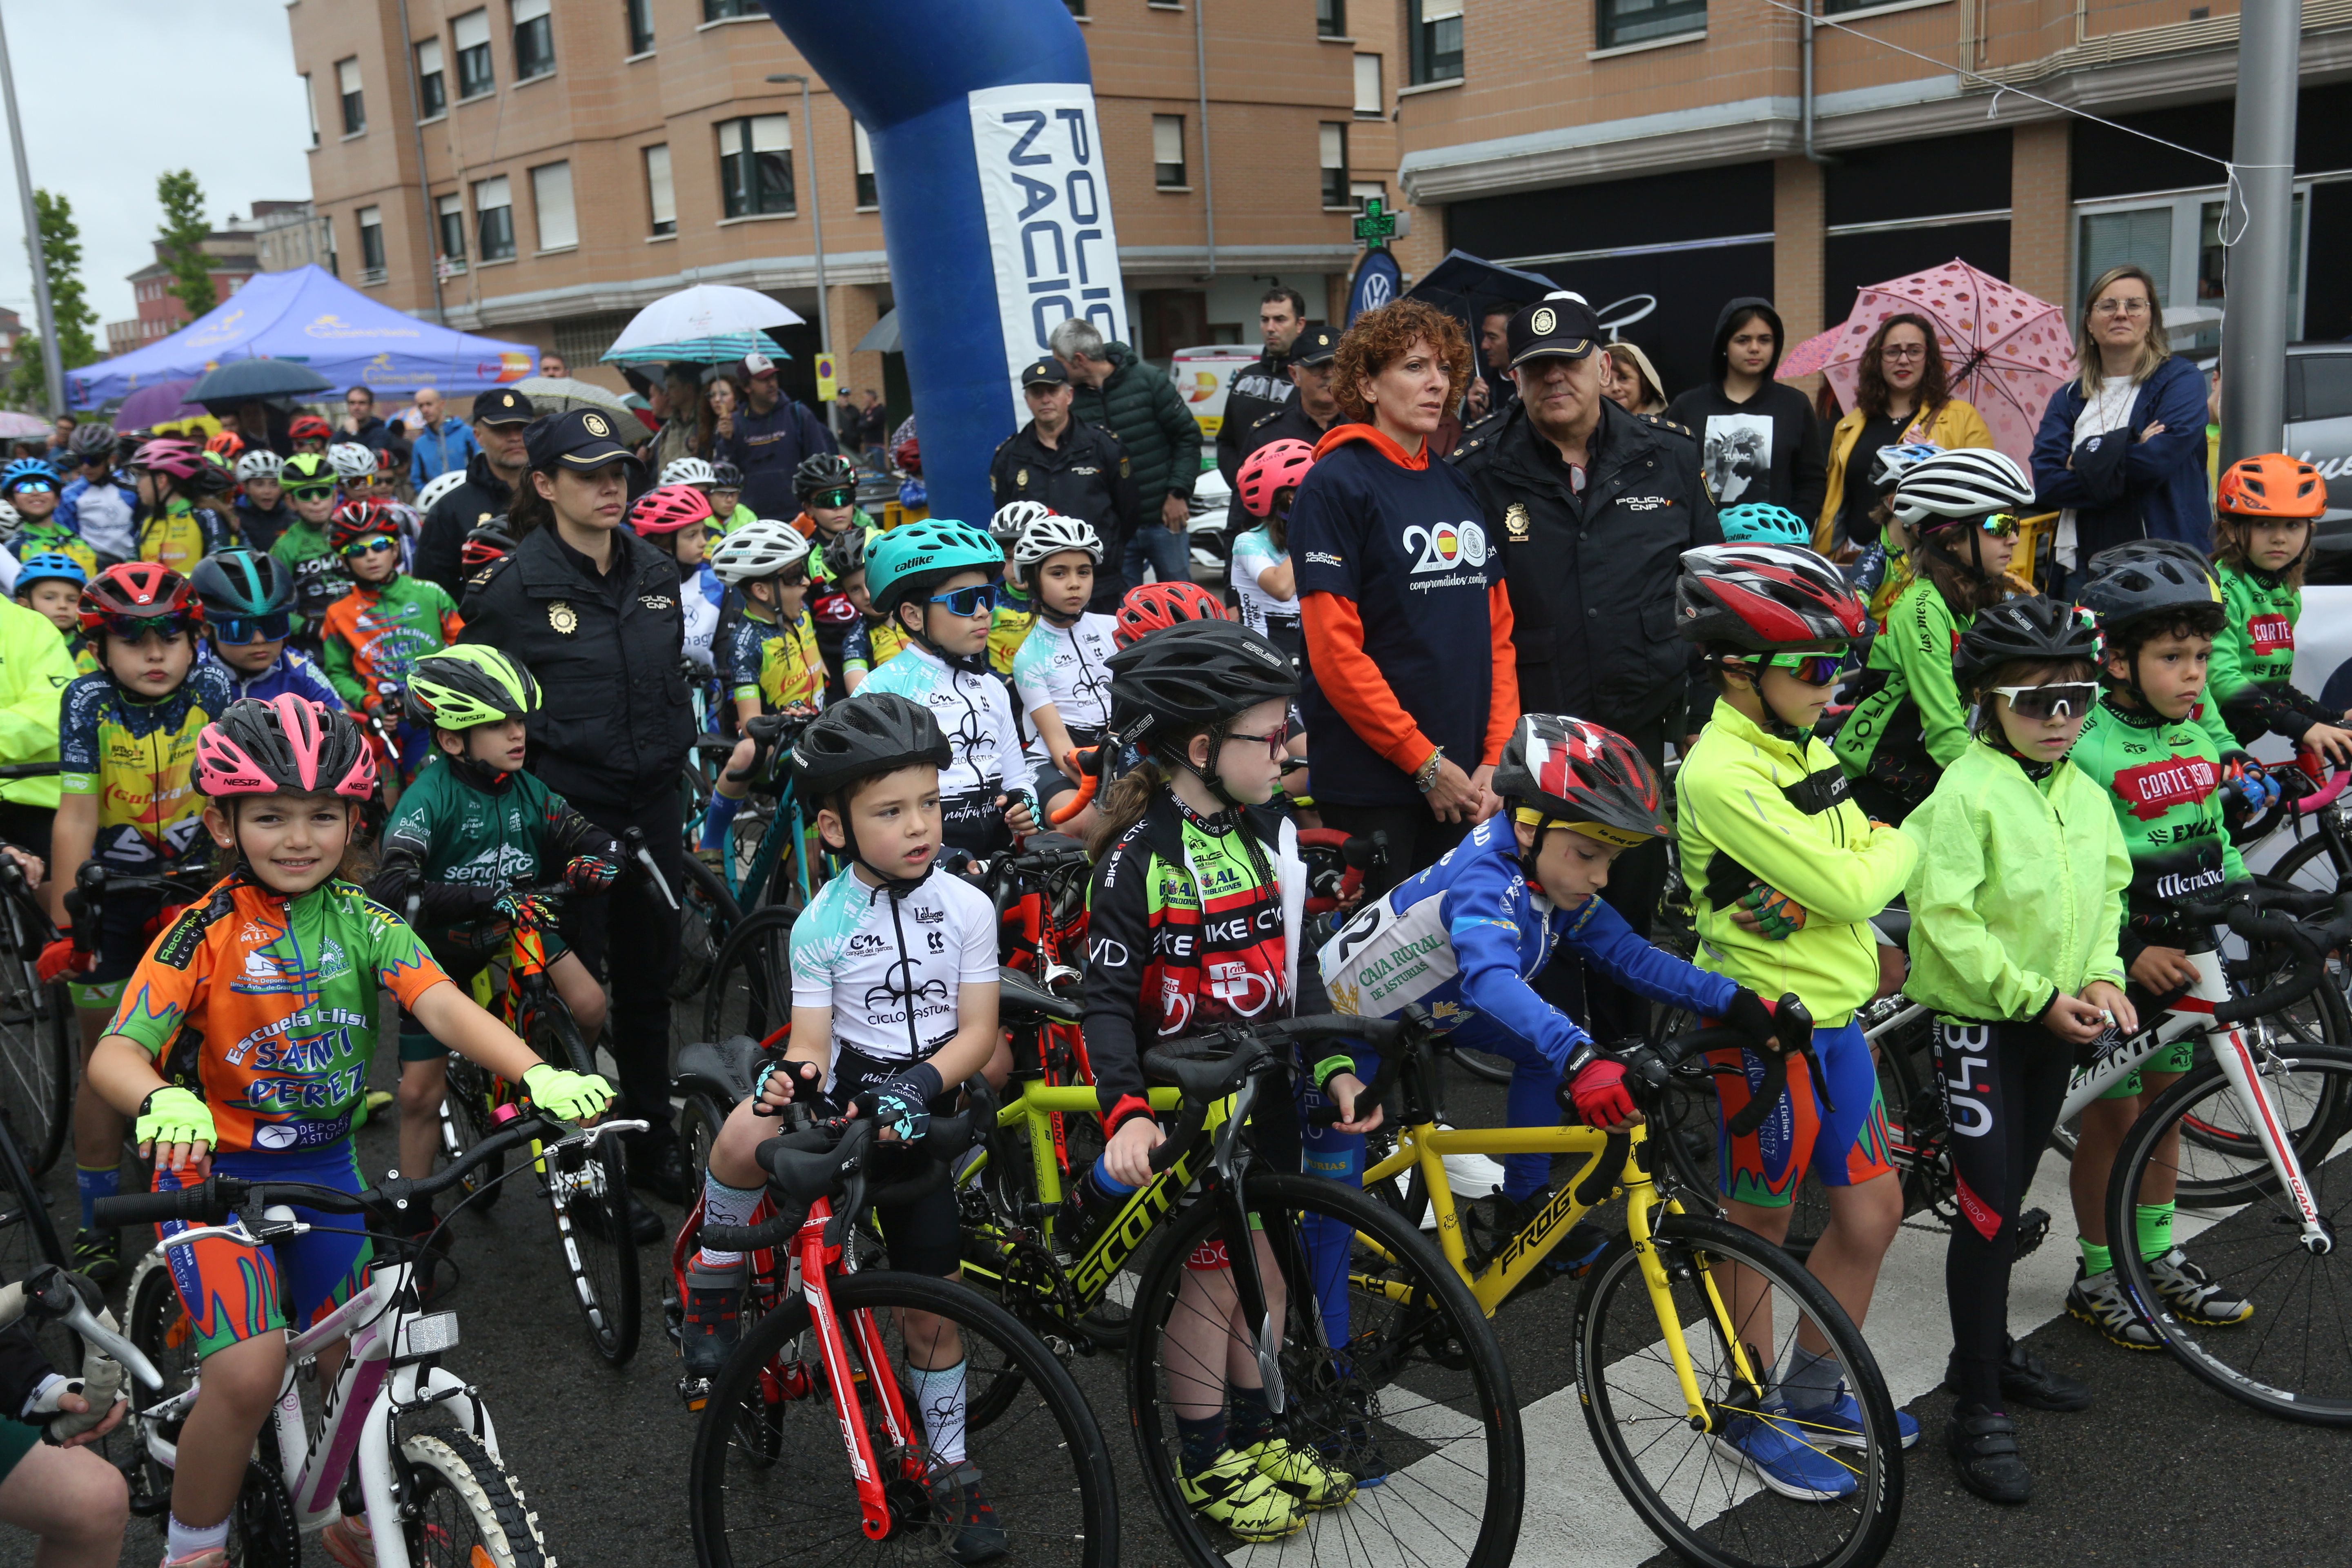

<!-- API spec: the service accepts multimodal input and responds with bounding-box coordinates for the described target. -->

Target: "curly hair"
[1852,312,1949,422]
[1332,300,1472,425]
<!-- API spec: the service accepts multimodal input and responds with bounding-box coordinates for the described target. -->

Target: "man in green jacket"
[1051,319,1202,591]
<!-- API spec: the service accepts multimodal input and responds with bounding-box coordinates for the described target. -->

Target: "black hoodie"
[1665,297,1827,522]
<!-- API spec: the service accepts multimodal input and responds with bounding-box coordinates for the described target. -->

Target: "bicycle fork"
[1626,1184,1762,1432]
[795,1203,927,1540]
[2209,1022,2334,1254]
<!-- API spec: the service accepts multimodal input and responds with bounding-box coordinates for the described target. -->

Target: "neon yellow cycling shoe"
[1241,1436,1356,1509]
[1179,1448,1305,1540]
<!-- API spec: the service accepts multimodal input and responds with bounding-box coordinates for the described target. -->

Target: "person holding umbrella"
[1815,314,1993,559]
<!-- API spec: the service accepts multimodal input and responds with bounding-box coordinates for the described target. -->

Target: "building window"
[531,161,577,249]
[302,74,318,147]
[1352,180,1388,211]
[1064,0,1085,13]
[1319,123,1349,208]
[2076,189,2307,355]
[336,58,365,135]
[1317,0,1345,36]
[1596,0,1706,49]
[626,0,655,53]
[454,10,495,98]
[853,120,878,208]
[718,115,795,218]
[512,0,554,79]
[1353,52,1382,116]
[414,38,446,118]
[644,145,675,235]
[322,214,338,278]
[357,206,386,282]
[474,175,515,261]
[436,192,467,272]
[1153,115,1186,188]
[703,0,762,17]
[1408,1,1462,82]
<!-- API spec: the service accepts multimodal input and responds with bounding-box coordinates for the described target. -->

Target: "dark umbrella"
[1406,250,1562,318]
[188,359,333,409]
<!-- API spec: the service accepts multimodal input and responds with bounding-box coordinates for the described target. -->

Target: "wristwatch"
[1413,747,1445,793]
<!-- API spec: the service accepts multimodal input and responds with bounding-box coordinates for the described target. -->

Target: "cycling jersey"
[318,575,463,712]
[136,499,226,579]
[0,596,73,811]
[207,645,345,710]
[58,662,235,873]
[230,498,290,556]
[857,639,1031,846]
[717,603,826,713]
[842,614,909,678]
[105,871,449,1153]
[1832,576,1974,818]
[58,478,135,561]
[2069,693,2246,954]
[805,520,876,633]
[788,862,996,1068]
[269,519,352,626]
[681,560,724,675]
[1010,612,1116,758]
[2207,561,2334,750]
[374,754,618,952]
[989,586,1035,677]
[1229,527,1299,643]
[7,521,95,581]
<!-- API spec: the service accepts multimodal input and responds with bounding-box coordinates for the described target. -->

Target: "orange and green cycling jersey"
[319,575,464,712]
[719,604,826,713]
[58,662,235,872]
[105,872,450,1153]
[136,498,229,579]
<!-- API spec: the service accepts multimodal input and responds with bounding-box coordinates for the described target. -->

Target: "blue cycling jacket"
[201,644,346,710]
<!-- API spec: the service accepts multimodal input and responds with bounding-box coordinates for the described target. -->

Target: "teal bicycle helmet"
[864,519,1004,616]
[189,548,291,619]
[1718,503,1813,547]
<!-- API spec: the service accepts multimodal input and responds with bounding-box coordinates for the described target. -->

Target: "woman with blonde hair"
[2029,263,2211,575]
[1815,312,1993,558]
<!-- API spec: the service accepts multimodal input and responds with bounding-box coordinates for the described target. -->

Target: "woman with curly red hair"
[1287,298,1517,891]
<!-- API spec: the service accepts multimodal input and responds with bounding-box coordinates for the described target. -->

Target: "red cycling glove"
[1567,1058,1634,1128]
[36,938,92,985]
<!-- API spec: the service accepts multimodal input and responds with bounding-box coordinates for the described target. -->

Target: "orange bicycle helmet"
[1112,580,1228,648]
[204,430,247,461]
[2217,452,2326,520]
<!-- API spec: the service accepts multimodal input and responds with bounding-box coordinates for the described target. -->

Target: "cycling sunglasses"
[6,480,51,496]
[341,536,400,557]
[929,583,1000,617]
[98,614,194,643]
[1970,512,2023,538]
[810,487,855,509]
[1990,681,2098,722]
[283,483,337,501]
[210,612,293,645]
[1765,653,1844,686]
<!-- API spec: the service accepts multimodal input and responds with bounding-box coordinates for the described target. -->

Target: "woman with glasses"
[1833,448,2038,823]
[2030,263,2214,578]
[1816,313,1994,559]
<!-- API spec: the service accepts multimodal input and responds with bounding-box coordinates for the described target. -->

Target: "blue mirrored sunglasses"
[928,583,1000,617]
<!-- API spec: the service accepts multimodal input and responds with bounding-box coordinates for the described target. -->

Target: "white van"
[1168,344,1261,439]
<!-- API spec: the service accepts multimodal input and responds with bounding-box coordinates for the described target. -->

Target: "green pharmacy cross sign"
[1354,198,1398,251]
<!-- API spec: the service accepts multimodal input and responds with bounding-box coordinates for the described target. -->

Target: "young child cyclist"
[699,519,824,859]
[2062,540,2262,1348]
[266,452,352,649]
[188,549,343,708]
[2204,453,2352,767]
[125,441,230,577]
[319,498,464,788]
[856,521,1038,856]
[287,414,334,459]
[797,455,876,698]
[82,693,615,1568]
[679,693,1010,1557]
[1007,512,1117,835]
[1231,440,1312,664]
[1900,596,2132,1502]
[230,451,291,554]
[2,461,97,581]
[709,459,752,534]
[1834,449,2036,821]
[13,552,92,667]
[627,485,727,695]
[835,528,909,694]
[1674,543,1921,1498]
[987,501,1046,677]
[38,564,236,1285]
[372,648,628,1248]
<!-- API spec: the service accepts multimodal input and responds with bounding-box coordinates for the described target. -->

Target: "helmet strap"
[834,803,932,898]
[1720,654,1811,744]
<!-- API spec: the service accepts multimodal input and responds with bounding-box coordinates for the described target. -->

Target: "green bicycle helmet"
[864,518,1003,616]
[189,548,291,619]
[407,644,542,731]
[1718,503,1813,548]
[279,451,336,497]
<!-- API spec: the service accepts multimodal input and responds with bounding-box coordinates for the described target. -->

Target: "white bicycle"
[96,1111,644,1566]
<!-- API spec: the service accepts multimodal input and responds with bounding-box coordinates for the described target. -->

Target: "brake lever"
[621,827,679,912]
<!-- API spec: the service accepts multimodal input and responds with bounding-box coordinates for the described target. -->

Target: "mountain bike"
[0,763,71,1175]
[684,1103,1118,1568]
[98,1111,637,1566]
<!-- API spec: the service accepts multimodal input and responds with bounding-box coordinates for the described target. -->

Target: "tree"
[32,190,97,369]
[155,169,216,319]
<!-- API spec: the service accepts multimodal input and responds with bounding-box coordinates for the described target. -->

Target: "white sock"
[695,1172,765,1269]
[166,1511,231,1562]
[907,1358,970,1465]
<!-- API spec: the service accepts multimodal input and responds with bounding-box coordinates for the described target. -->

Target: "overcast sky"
[0,1,312,333]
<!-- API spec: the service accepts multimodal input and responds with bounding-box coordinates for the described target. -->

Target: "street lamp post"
[0,2,64,416]
[766,72,831,361]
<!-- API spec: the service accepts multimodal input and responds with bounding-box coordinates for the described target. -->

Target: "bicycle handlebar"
[724,712,809,783]
[700,1101,979,1254]
[1048,747,1100,826]
[0,762,59,780]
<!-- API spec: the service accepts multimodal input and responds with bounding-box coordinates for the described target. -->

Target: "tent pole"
[0,2,63,415]
[395,0,448,325]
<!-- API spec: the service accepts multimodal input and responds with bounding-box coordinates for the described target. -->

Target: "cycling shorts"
[0,1417,37,1483]
[156,1140,371,1361]
[395,928,569,1062]
[82,880,168,993]
[1708,1018,1893,1208]
[2098,947,2223,1100]
[830,1046,962,1278]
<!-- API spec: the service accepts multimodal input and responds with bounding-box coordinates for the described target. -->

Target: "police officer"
[988,356,1145,612]
[1450,291,1719,1042]
[415,387,537,596]
[1223,323,1344,540]
[1211,285,1309,490]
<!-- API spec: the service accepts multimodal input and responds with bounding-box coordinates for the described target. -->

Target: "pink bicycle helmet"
[1237,439,1316,520]
[628,483,717,536]
[196,695,378,801]
[130,438,206,480]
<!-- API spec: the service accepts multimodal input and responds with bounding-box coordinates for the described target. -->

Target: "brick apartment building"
[285,0,1406,414]
[102,214,299,358]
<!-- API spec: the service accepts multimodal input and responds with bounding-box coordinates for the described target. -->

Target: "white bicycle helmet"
[1012,512,1103,571]
[415,468,469,514]
[708,518,812,585]
[1889,448,2036,528]
[661,456,718,490]
[327,441,377,481]
[991,499,1052,543]
[235,450,285,483]
[1866,441,1942,492]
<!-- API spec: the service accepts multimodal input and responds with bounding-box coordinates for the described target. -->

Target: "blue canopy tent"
[67,265,535,412]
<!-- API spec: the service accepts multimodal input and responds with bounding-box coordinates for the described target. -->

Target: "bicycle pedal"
[2015,1206,2050,1259]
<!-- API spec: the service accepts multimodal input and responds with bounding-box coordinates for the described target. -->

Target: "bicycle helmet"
[204,430,246,462]
[0,458,58,494]
[327,442,377,481]
[793,692,954,802]
[660,456,717,490]
[710,459,745,490]
[129,440,203,481]
[407,644,541,731]
[1869,443,1942,492]
[1493,714,1670,849]
[1012,514,1103,574]
[1236,439,1316,520]
[628,484,716,536]
[278,452,336,495]
[2216,452,2326,520]
[1717,503,1813,548]
[0,499,18,531]
[1111,581,1229,648]
[414,469,466,514]
[13,552,86,592]
[990,499,1053,544]
[329,498,401,552]
[2075,539,2223,634]
[820,525,871,582]
[1889,448,2035,529]
[708,518,812,586]
[196,694,376,802]
[864,518,1002,616]
[189,549,291,619]
[793,452,856,500]
[462,522,517,570]
[1951,594,2103,696]
[192,451,236,496]
[287,414,334,445]
[78,561,200,636]
[1105,619,1298,797]
[235,449,285,483]
[892,434,920,476]
[68,421,116,458]
[1675,543,1864,652]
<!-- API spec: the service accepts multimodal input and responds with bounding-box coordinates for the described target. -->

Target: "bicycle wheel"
[689,1269,1116,1568]
[1128,1170,1522,1568]
[0,933,71,1174]
[127,1252,199,1512]
[400,1428,552,1567]
[2265,824,2352,901]
[1441,1039,1515,1085]
[2108,1045,2352,1424]
[671,853,744,1016]
[702,906,797,1047]
[438,1057,507,1213]
[1577,1211,1904,1568]
[679,1091,732,1187]
[530,1008,641,1366]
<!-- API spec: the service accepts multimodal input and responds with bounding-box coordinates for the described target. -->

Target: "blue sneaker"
[1712,1406,1862,1501]
[1789,1388,1921,1450]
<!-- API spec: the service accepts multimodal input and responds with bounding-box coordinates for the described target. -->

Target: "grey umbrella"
[188,359,334,409]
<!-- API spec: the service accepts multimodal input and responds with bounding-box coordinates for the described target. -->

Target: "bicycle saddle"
[998,964,1080,1023]
[1871,896,1911,952]
[676,1036,767,1106]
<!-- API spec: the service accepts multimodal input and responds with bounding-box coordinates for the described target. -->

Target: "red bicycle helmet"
[1112,580,1229,648]
[1237,439,1316,520]
[329,497,401,552]
[1492,715,1669,847]
[2216,452,2326,520]
[288,414,334,444]
[129,438,205,480]
[893,434,921,476]
[203,430,246,461]
[628,484,716,536]
[462,523,517,570]
[196,695,377,801]
[78,561,201,637]
[1675,543,1864,652]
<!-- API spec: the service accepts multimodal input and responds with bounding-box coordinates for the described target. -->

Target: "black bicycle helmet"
[1675,543,1865,653]
[792,693,953,803]
[1106,619,1298,739]
[710,459,744,490]
[793,451,858,501]
[1492,715,1670,848]
[189,548,292,619]
[820,525,870,582]
[2074,540,2223,638]
[1951,595,2102,697]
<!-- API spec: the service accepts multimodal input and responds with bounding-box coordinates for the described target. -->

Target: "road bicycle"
[0,762,71,1175]
[683,1101,1118,1568]
[1356,1005,1905,1568]
[98,1111,637,1566]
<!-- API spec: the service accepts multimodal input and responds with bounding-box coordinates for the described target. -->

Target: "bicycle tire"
[126,1252,198,1513]
[438,1057,507,1213]
[679,1092,731,1188]
[1443,1040,1515,1086]
[1576,1211,1904,1568]
[1126,1169,1523,1568]
[0,1097,64,1281]
[2107,1044,2352,1425]
[672,853,745,1010]
[689,1269,1117,1568]
[400,1428,552,1568]
[530,1007,641,1366]
[2264,826,2352,902]
[0,929,71,1175]
[701,906,797,1047]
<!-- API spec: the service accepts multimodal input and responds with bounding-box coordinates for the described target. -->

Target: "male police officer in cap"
[416,386,541,596]
[988,356,1144,612]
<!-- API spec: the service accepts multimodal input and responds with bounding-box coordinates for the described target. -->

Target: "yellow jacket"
[1812,397,1995,555]
[0,596,74,809]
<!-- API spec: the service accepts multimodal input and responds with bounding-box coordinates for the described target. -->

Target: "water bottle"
[1062,1155,1139,1258]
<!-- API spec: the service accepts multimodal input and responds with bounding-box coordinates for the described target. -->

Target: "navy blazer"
[2031,353,2211,559]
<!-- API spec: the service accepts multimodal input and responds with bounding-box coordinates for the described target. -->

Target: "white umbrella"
[606,285,804,360]
[515,376,633,414]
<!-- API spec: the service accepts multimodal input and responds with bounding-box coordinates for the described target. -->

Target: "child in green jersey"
[2205,452,2352,766]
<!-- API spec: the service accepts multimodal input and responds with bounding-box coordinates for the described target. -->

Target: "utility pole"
[0,2,62,416]
[2218,0,2301,466]
[766,73,830,359]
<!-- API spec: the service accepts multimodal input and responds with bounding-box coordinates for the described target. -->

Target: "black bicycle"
[0,762,71,1174]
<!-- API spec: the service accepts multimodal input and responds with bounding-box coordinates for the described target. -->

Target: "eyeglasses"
[928,583,1000,617]
[341,536,400,557]
[1765,653,1844,686]
[211,612,292,645]
[1977,513,2023,538]
[1880,344,1928,361]
[2093,298,2151,317]
[1222,728,1289,761]
[98,615,193,644]
[811,488,855,510]
[1991,682,2098,722]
